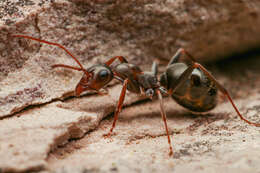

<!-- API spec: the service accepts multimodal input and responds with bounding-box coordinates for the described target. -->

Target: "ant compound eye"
[99,70,109,80]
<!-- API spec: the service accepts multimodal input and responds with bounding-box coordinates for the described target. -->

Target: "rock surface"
[0,85,143,172]
[0,0,260,172]
[46,55,260,173]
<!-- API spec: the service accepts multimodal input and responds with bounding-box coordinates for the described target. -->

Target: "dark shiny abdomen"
[172,89,217,112]
[161,63,218,112]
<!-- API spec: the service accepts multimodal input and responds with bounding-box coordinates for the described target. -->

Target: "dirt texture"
[0,0,260,173]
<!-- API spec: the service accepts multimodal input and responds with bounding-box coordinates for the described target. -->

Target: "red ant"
[12,35,260,157]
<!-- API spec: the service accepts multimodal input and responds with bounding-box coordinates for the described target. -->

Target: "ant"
[12,35,260,157]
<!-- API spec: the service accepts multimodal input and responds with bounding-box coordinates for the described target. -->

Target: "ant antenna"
[12,34,89,75]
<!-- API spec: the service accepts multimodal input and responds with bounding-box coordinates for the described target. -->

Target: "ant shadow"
[105,99,230,134]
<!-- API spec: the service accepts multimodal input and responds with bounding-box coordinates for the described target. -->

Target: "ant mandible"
[12,35,260,157]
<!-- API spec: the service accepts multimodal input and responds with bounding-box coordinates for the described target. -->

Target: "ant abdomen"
[160,63,218,112]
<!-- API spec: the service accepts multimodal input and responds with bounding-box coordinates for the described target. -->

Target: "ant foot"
[169,150,173,157]
[103,133,111,138]
[103,133,114,142]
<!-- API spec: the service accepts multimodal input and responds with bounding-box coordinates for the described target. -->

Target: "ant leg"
[12,35,85,70]
[167,48,184,67]
[156,89,173,156]
[105,56,128,66]
[193,62,260,127]
[178,48,260,127]
[168,65,195,95]
[152,61,158,76]
[104,79,129,138]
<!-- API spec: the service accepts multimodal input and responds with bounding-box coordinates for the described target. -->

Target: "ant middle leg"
[151,61,158,76]
[157,89,174,156]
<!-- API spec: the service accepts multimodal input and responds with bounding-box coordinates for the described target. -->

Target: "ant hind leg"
[180,49,260,127]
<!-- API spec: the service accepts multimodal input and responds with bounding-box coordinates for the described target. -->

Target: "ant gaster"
[160,48,260,127]
[12,35,260,157]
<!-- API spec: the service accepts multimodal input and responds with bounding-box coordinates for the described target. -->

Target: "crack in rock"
[0,85,143,172]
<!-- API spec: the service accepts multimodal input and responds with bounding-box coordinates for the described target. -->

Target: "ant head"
[75,64,113,96]
[11,34,114,96]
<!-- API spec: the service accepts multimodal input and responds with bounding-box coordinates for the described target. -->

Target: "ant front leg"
[175,48,260,127]
[104,79,129,138]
